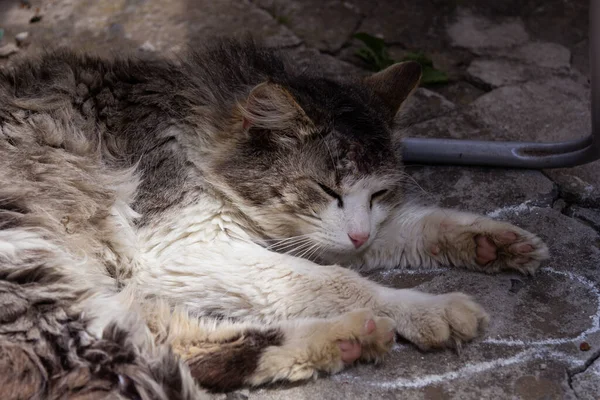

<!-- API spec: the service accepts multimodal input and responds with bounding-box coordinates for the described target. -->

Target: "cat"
[0,39,549,399]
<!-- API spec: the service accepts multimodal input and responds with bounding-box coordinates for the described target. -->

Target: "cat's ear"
[240,82,314,135]
[364,61,422,119]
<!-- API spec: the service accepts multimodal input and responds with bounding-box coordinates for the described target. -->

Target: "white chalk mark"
[379,266,600,346]
[486,201,537,218]
[377,267,447,278]
[359,265,600,389]
[335,349,585,389]
[483,267,600,346]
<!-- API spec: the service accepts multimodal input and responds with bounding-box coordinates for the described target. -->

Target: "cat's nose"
[348,232,370,248]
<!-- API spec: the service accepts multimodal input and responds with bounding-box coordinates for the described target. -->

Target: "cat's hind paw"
[333,308,397,364]
[249,309,395,385]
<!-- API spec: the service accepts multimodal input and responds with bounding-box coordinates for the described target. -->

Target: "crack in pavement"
[567,347,600,398]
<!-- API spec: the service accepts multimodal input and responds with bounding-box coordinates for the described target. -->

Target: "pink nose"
[348,233,370,248]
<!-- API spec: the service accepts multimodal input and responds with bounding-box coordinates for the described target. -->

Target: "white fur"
[312,177,395,260]
[131,193,492,352]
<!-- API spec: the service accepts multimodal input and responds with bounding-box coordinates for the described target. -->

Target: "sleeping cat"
[0,39,548,399]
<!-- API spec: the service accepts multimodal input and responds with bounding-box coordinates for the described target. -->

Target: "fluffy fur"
[0,39,549,398]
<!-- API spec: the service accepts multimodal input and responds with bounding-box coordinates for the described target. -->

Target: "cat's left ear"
[364,61,422,120]
[240,82,314,136]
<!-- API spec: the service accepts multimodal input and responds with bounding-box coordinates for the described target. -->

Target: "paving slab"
[467,59,532,88]
[357,1,448,50]
[572,357,600,399]
[447,9,529,54]
[403,166,557,213]
[434,81,486,107]
[250,0,366,53]
[398,88,457,127]
[566,206,600,231]
[0,0,300,59]
[470,78,590,142]
[503,42,572,70]
[546,162,600,208]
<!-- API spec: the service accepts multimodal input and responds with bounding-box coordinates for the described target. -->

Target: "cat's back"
[0,40,288,257]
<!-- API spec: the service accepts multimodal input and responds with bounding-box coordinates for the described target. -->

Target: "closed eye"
[317,183,344,207]
[370,189,388,207]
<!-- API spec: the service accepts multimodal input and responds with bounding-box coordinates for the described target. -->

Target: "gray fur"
[0,39,420,397]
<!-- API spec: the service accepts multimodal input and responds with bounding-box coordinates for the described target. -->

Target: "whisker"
[265,235,313,250]
[270,238,313,253]
[296,242,319,260]
[263,233,313,243]
[283,240,314,257]
[266,237,310,248]
[305,243,323,262]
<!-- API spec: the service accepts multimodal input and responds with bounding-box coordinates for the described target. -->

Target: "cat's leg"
[138,242,488,353]
[147,305,395,391]
[357,204,549,274]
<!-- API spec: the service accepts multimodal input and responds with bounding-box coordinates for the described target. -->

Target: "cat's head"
[211,61,421,261]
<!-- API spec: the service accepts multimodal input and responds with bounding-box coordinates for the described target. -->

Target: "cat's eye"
[317,183,344,207]
[370,189,388,207]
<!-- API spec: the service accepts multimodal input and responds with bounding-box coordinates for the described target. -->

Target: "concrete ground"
[1,0,598,399]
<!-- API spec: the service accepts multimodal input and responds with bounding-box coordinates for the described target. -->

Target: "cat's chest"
[136,199,249,264]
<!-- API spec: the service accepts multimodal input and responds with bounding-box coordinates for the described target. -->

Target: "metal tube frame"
[401,0,600,169]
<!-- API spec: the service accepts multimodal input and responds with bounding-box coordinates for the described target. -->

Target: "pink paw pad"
[510,243,534,253]
[364,319,376,335]
[475,235,497,265]
[498,231,518,243]
[338,340,362,364]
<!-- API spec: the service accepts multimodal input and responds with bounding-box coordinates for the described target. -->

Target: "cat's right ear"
[240,82,314,136]
[364,61,422,120]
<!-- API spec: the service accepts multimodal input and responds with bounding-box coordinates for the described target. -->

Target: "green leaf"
[353,32,387,54]
[401,52,448,86]
[421,66,449,85]
[353,32,395,72]
[401,51,434,68]
[353,33,449,85]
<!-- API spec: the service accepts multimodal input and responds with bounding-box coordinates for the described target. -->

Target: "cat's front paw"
[471,221,549,275]
[434,219,549,274]
[397,293,489,350]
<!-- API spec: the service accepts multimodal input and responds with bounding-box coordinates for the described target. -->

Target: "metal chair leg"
[400,0,600,169]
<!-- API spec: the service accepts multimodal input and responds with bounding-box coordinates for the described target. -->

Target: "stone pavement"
[1,0,598,399]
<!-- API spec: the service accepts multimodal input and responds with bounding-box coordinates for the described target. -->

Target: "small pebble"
[139,41,156,52]
[15,31,29,46]
[540,363,547,370]
[0,43,19,58]
[30,15,43,24]
[579,342,591,351]
[509,278,524,294]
